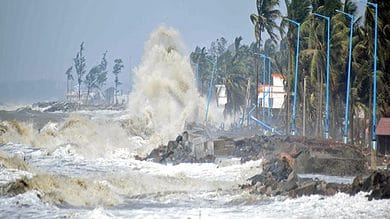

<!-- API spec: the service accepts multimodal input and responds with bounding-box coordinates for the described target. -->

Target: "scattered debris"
[242,155,350,198]
[350,170,390,200]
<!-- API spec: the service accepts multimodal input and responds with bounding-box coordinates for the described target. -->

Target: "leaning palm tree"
[250,0,282,48]
[250,0,281,119]
[65,66,73,101]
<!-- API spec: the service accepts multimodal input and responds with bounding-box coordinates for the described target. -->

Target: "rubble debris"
[350,170,390,200]
[242,150,389,200]
[243,155,351,198]
[142,128,389,200]
[143,133,215,164]
[233,135,367,176]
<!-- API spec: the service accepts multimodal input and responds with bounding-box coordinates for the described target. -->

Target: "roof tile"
[376,118,390,136]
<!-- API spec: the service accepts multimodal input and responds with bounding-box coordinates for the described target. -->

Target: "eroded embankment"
[232,135,368,176]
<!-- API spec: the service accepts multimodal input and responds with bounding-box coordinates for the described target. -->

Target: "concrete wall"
[258,74,286,109]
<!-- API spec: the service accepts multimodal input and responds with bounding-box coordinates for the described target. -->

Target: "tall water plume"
[0,25,226,158]
[128,25,207,148]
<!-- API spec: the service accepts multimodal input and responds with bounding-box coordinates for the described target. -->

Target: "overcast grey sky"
[0,0,263,85]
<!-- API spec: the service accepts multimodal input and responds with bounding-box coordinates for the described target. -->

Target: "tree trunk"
[285,40,293,134]
[86,87,90,104]
[331,97,336,138]
[201,79,205,97]
[255,50,259,119]
[303,77,307,136]
[66,79,69,101]
[319,66,324,137]
[78,82,81,102]
[358,117,362,146]
[332,96,342,139]
[115,82,118,105]
[315,67,320,137]
[350,105,355,145]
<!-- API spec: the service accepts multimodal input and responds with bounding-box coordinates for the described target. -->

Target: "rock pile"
[140,133,215,164]
[142,128,390,200]
[351,170,390,200]
[233,135,367,176]
[242,156,350,198]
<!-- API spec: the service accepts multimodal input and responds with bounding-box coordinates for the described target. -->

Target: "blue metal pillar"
[358,0,379,150]
[261,55,266,120]
[336,10,354,144]
[371,2,378,151]
[284,18,301,135]
[267,56,271,124]
[313,13,331,139]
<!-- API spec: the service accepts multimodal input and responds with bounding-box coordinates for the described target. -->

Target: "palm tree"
[298,0,345,136]
[250,0,282,48]
[351,0,390,145]
[282,0,311,133]
[190,46,208,95]
[250,0,281,119]
[364,0,390,118]
[65,66,73,101]
[300,15,327,136]
[225,38,256,117]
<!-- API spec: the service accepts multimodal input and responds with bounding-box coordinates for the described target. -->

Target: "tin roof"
[376,118,390,136]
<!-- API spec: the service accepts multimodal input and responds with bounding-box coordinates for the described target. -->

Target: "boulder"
[288,182,317,198]
[280,171,298,192]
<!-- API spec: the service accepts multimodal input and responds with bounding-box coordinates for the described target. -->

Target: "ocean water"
[1,26,389,218]
[1,141,390,219]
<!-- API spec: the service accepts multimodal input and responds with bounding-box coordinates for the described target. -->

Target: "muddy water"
[1,141,390,218]
[1,25,390,218]
[1,107,389,218]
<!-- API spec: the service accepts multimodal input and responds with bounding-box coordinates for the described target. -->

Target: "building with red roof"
[376,117,390,156]
[258,73,286,109]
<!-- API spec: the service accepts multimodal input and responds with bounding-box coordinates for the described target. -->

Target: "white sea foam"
[1,26,388,218]
[127,25,225,154]
[70,192,390,218]
[2,128,390,218]
[0,103,30,111]
[0,25,227,159]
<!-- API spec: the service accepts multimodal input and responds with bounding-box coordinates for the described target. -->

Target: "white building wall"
[258,74,286,109]
[215,84,227,108]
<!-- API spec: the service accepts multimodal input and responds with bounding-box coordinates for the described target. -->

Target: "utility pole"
[313,12,331,139]
[284,18,301,136]
[255,54,259,119]
[358,0,378,169]
[336,10,354,144]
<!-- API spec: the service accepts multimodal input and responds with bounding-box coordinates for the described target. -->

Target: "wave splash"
[0,25,226,158]
[127,25,206,152]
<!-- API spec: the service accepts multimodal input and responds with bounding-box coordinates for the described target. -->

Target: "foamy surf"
[0,142,262,208]
[1,25,389,218]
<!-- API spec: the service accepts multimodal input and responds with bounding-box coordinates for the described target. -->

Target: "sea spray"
[0,25,226,158]
[0,115,133,158]
[128,25,213,152]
